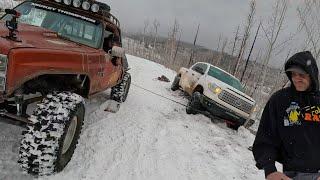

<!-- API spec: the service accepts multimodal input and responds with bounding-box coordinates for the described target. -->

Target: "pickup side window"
[191,63,207,75]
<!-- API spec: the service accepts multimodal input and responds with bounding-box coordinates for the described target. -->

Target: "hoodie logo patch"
[307,59,312,66]
[284,103,320,126]
[302,106,320,122]
[284,102,302,126]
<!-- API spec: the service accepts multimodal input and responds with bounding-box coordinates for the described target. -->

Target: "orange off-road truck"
[0,0,131,175]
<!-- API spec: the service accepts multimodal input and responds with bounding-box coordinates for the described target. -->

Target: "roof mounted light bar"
[51,0,105,13]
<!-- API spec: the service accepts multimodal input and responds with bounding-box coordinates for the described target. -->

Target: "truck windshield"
[1,1,103,48]
[208,66,244,92]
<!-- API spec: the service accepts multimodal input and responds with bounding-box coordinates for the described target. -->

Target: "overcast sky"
[103,0,304,68]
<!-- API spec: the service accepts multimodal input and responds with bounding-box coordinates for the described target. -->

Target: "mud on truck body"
[0,0,131,175]
[171,62,255,130]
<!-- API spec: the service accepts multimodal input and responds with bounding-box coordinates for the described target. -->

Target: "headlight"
[252,105,257,113]
[208,83,222,94]
[0,54,8,72]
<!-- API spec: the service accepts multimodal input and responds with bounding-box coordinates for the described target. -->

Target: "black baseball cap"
[285,65,307,74]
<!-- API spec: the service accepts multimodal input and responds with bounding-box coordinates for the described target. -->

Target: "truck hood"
[0,22,98,55]
[205,75,255,103]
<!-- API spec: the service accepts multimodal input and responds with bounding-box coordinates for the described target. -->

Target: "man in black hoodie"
[253,51,320,180]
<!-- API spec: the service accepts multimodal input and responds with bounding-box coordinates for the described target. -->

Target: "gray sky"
[102,0,306,68]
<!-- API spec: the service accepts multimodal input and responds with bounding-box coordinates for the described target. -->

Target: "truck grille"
[218,90,253,114]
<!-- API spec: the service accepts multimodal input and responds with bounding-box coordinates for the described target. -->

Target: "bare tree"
[259,0,288,90]
[250,0,289,118]
[188,23,200,66]
[151,19,160,60]
[211,34,222,65]
[231,25,240,57]
[152,19,160,49]
[240,22,261,82]
[233,0,256,76]
[216,37,228,67]
[228,25,240,73]
[170,19,180,64]
[142,19,149,46]
[297,0,320,61]
[173,29,182,65]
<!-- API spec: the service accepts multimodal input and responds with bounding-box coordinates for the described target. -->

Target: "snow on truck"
[0,0,131,175]
[171,62,256,130]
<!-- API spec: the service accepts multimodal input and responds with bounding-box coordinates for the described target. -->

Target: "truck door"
[182,63,207,94]
[99,52,121,89]
[87,54,103,93]
[99,32,122,89]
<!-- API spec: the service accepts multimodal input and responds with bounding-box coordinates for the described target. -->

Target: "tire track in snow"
[0,120,33,180]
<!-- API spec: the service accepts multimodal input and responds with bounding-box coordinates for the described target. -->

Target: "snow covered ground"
[0,55,264,180]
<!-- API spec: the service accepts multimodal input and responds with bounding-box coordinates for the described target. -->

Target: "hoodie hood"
[285,51,319,92]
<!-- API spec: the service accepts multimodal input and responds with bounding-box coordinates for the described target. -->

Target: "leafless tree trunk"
[173,30,182,65]
[188,24,200,66]
[142,19,149,46]
[240,22,261,82]
[216,37,228,67]
[213,34,222,65]
[233,0,256,76]
[259,0,288,90]
[152,19,160,60]
[297,0,320,61]
[152,19,160,49]
[228,25,240,73]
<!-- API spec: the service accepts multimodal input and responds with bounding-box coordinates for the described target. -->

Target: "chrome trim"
[218,90,254,114]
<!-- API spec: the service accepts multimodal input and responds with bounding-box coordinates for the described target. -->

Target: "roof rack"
[94,1,120,27]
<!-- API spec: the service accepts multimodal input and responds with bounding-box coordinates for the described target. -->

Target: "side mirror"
[111,46,125,58]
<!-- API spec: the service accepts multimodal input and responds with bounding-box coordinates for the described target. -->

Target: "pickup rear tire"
[111,72,131,102]
[18,92,85,175]
[171,75,180,91]
[186,92,202,114]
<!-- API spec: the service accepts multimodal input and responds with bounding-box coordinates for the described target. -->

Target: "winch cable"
[131,83,257,135]
[131,83,187,107]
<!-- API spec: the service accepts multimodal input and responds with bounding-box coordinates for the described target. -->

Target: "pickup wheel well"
[193,85,204,94]
[23,74,90,97]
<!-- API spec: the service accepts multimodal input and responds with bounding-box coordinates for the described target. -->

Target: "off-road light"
[73,0,82,7]
[82,1,90,10]
[91,3,99,12]
[54,0,62,2]
[63,0,72,5]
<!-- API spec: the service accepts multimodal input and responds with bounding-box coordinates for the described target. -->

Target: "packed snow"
[0,55,265,180]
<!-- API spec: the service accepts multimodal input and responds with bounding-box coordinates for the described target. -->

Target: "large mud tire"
[186,92,203,114]
[171,75,180,91]
[18,92,85,176]
[111,73,131,103]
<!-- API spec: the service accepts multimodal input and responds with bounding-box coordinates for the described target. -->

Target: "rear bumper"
[199,94,247,125]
